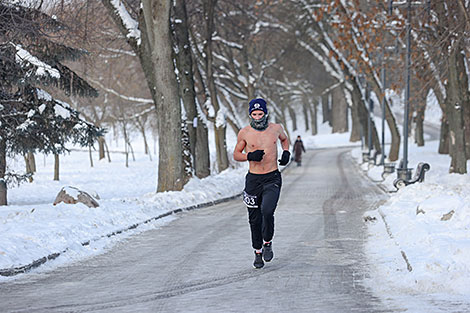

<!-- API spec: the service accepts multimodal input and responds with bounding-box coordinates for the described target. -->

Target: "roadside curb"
[0,193,242,277]
[0,163,291,278]
[349,153,413,272]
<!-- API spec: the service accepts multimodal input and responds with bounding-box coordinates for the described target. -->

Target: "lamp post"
[401,0,411,176]
[367,84,372,155]
[390,0,413,180]
[380,49,386,166]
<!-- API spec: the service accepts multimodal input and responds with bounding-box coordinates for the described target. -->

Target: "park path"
[0,148,398,313]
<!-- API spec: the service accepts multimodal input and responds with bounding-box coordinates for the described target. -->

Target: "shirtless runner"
[233,98,290,269]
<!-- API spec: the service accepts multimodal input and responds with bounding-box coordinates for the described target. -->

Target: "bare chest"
[245,128,279,152]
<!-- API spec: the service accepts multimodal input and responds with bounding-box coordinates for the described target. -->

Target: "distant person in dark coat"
[293,135,306,166]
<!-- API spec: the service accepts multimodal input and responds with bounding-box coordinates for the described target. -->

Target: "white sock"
[255,249,262,254]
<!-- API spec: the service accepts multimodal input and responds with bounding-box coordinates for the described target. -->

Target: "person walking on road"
[233,98,290,269]
[293,135,306,166]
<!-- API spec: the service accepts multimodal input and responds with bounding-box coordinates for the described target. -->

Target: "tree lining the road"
[4,0,467,206]
[311,0,470,173]
[0,1,103,206]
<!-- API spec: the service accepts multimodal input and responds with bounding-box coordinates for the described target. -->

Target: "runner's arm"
[279,126,289,151]
[233,130,248,162]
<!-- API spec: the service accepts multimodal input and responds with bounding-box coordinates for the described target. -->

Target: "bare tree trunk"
[104,0,186,192]
[321,94,330,124]
[139,123,149,155]
[434,1,467,172]
[415,105,425,147]
[241,48,255,100]
[54,154,59,181]
[302,99,309,131]
[98,136,105,160]
[144,135,149,155]
[213,122,229,171]
[102,0,159,121]
[125,142,129,168]
[331,87,348,133]
[446,47,467,173]
[146,139,152,161]
[350,80,370,144]
[415,82,430,147]
[367,78,400,161]
[383,99,400,161]
[226,116,240,135]
[349,89,361,142]
[135,119,151,160]
[214,124,229,172]
[439,116,449,154]
[123,124,129,168]
[278,99,291,142]
[89,145,94,167]
[353,79,382,154]
[181,122,192,184]
[173,0,196,182]
[204,0,228,172]
[104,140,111,162]
[305,96,317,135]
[464,77,470,160]
[153,135,157,155]
[191,51,211,178]
[371,120,381,153]
[128,142,135,162]
[0,139,7,206]
[311,99,318,135]
[195,117,210,178]
[28,152,36,173]
[24,154,33,183]
[147,0,184,190]
[465,107,470,159]
[288,106,297,132]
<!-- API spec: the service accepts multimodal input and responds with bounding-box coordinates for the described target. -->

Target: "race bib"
[243,191,258,208]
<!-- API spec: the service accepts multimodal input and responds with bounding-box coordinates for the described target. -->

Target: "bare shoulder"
[238,126,251,138]
[269,123,284,132]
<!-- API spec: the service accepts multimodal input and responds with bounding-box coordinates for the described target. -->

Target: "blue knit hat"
[249,98,268,115]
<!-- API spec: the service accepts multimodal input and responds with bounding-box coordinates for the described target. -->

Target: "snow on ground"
[285,113,360,149]
[354,140,470,298]
[0,109,358,280]
[2,93,470,310]
[351,93,470,305]
[0,125,246,280]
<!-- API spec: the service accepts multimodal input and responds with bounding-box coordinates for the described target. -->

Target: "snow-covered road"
[4,147,466,312]
[0,148,398,313]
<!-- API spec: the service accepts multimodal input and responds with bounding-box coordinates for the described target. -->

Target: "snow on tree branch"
[252,21,289,35]
[88,78,153,104]
[298,39,342,81]
[109,0,141,45]
[212,36,243,50]
[13,43,60,79]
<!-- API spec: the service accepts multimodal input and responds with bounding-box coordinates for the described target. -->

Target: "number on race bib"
[243,191,258,208]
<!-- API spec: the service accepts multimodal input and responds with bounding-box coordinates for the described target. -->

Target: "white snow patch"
[54,104,70,119]
[110,0,141,45]
[14,44,60,79]
[36,88,52,102]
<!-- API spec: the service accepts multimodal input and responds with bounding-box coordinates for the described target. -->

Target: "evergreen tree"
[0,1,102,205]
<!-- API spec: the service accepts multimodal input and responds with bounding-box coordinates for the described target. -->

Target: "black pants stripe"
[244,170,282,250]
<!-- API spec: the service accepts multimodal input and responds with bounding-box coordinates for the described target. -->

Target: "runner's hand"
[247,150,265,162]
[278,150,290,166]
